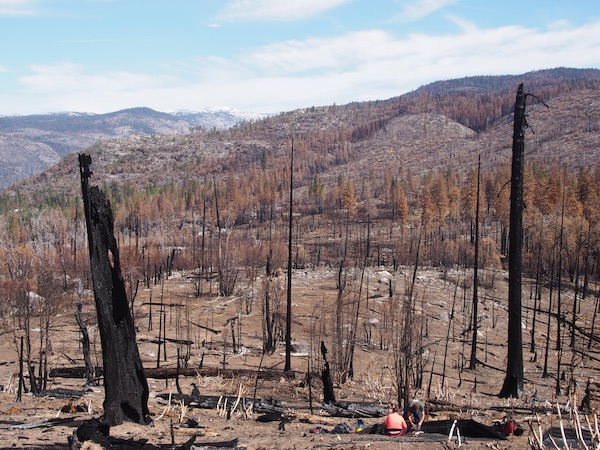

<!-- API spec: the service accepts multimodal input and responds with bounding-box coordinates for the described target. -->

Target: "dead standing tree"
[498,84,527,398]
[284,138,294,373]
[75,281,94,386]
[498,84,548,398]
[469,155,481,369]
[79,154,150,426]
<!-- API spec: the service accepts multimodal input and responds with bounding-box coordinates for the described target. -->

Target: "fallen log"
[50,366,103,379]
[141,302,185,308]
[193,438,239,448]
[427,398,464,412]
[189,320,221,334]
[320,401,387,418]
[157,394,285,415]
[50,366,291,381]
[139,337,194,346]
[428,398,542,415]
[10,417,76,430]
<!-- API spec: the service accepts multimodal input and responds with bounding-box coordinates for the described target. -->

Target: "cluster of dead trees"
[0,161,598,402]
[1,152,596,307]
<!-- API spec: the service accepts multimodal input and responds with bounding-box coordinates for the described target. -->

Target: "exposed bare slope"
[0,108,263,189]
[6,72,600,204]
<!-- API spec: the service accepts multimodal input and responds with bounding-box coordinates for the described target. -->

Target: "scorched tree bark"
[499,84,526,398]
[79,154,150,426]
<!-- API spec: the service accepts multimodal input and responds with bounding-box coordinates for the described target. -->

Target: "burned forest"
[0,71,599,449]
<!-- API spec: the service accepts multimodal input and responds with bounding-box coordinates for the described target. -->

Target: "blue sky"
[1,0,599,115]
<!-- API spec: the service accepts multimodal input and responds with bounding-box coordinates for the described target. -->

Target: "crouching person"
[406,399,425,432]
[385,406,408,436]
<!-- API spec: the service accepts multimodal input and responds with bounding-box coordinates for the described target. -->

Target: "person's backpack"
[356,419,365,432]
[331,423,352,434]
[502,419,524,436]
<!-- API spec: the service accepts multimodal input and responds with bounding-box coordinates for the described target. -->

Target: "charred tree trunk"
[76,289,95,386]
[345,218,371,381]
[201,191,207,287]
[543,254,555,378]
[17,336,24,402]
[321,341,336,404]
[531,218,543,355]
[469,155,481,369]
[79,154,150,426]
[556,173,566,351]
[284,139,294,373]
[582,223,591,301]
[499,84,526,398]
[570,217,585,348]
[263,279,276,354]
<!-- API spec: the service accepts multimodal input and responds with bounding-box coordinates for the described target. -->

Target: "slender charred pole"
[17,336,24,402]
[499,84,526,398]
[284,139,294,373]
[469,154,481,369]
[75,284,94,385]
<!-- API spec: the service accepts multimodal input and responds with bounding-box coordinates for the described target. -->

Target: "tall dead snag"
[499,84,526,398]
[284,138,294,373]
[79,154,150,426]
[469,155,481,369]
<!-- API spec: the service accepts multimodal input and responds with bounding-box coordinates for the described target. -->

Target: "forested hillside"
[1,68,598,285]
[402,67,600,131]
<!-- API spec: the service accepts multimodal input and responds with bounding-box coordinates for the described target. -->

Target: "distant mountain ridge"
[409,67,600,95]
[2,67,599,194]
[0,107,267,190]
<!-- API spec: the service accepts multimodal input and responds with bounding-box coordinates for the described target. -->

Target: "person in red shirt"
[385,406,408,436]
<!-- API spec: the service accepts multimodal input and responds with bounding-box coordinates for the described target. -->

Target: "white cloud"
[395,0,460,21]
[189,19,600,111]
[12,62,171,113]
[215,0,350,23]
[21,62,165,93]
[446,14,478,33]
[241,31,393,74]
[0,0,37,16]
[548,20,571,31]
[6,20,600,115]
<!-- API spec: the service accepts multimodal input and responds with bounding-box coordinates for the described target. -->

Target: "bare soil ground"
[0,267,597,449]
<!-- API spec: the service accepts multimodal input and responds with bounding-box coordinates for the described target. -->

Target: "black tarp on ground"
[357,419,508,440]
[542,427,593,448]
[422,419,507,440]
